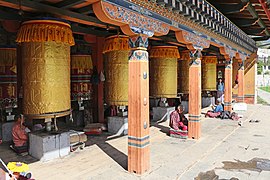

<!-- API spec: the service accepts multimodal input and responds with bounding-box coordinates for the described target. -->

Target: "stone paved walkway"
[22,104,270,180]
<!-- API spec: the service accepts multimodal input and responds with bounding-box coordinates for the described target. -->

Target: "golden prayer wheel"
[16,19,75,118]
[71,55,93,101]
[202,56,217,91]
[0,47,17,108]
[149,46,180,98]
[103,35,130,106]
[178,51,190,94]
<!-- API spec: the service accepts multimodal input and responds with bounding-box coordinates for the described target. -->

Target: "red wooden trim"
[259,0,270,22]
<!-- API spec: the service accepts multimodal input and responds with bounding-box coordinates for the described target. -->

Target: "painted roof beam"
[77,5,93,14]
[71,24,113,36]
[55,0,86,9]
[241,0,270,36]
[0,9,22,20]
[244,28,267,35]
[258,42,270,47]
[213,4,245,14]
[232,19,259,27]
[0,0,107,28]
[253,36,270,41]
[258,0,270,24]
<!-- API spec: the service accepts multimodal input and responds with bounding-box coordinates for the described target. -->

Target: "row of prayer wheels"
[0,49,93,109]
[178,52,217,93]
[0,19,93,120]
[71,55,93,101]
[103,36,218,106]
[0,19,218,118]
[16,19,74,118]
[2,19,93,119]
[0,48,17,108]
[103,35,129,106]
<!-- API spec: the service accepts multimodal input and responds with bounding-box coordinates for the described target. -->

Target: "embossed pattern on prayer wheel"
[178,51,190,94]
[0,48,17,108]
[16,19,74,117]
[149,46,180,98]
[71,55,93,101]
[202,56,217,91]
[103,35,130,106]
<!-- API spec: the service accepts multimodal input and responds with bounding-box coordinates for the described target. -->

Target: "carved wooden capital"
[219,46,236,60]
[236,52,246,63]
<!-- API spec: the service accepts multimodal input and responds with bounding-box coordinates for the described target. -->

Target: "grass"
[257,96,268,105]
[260,86,270,93]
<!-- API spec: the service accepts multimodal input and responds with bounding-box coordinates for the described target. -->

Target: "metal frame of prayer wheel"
[103,35,130,106]
[202,56,217,91]
[16,19,75,118]
[178,51,190,94]
[71,55,93,101]
[0,47,17,109]
[149,46,180,98]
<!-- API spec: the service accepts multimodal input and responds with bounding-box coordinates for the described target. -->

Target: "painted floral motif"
[129,35,148,48]
[103,2,169,36]
[129,5,152,16]
[189,49,202,66]
[124,0,254,54]
[183,31,210,49]
[129,50,148,61]
[225,59,232,69]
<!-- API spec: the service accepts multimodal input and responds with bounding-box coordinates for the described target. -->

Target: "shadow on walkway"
[151,122,170,136]
[0,142,38,169]
[85,134,128,170]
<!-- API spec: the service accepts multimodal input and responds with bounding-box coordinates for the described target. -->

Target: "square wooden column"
[188,50,202,139]
[224,59,232,111]
[237,61,245,102]
[128,35,150,174]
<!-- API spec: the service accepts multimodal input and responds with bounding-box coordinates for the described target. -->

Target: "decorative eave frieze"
[127,0,254,55]
[90,0,255,58]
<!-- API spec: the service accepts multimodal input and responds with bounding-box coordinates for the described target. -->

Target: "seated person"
[169,105,188,131]
[213,99,224,113]
[12,114,29,152]
[205,99,223,118]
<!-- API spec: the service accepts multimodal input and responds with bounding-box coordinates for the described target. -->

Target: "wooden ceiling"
[0,0,117,37]
[0,0,265,50]
[207,0,270,47]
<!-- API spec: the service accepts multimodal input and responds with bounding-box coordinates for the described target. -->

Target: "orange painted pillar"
[128,35,150,174]
[224,59,232,111]
[188,50,201,139]
[237,61,245,102]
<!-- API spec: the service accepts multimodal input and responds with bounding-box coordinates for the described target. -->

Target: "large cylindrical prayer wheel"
[71,55,93,101]
[178,51,190,94]
[0,47,17,108]
[149,46,180,98]
[103,35,130,106]
[202,56,217,91]
[16,19,74,118]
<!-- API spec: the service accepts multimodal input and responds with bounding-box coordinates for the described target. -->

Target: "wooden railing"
[156,0,257,52]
